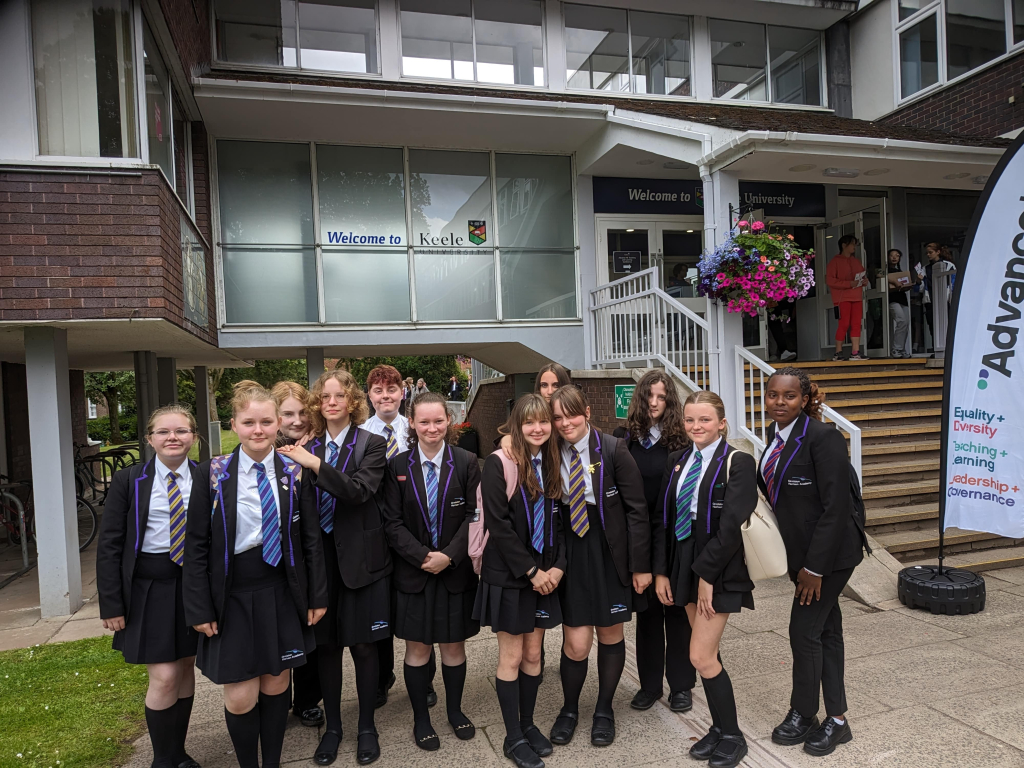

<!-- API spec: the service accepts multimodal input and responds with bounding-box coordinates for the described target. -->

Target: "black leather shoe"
[689,726,723,760]
[549,711,578,745]
[669,689,692,713]
[522,725,553,757]
[630,689,660,710]
[297,706,325,727]
[314,730,342,766]
[590,713,615,747]
[426,686,438,708]
[771,708,819,745]
[709,734,747,768]
[177,757,201,768]
[449,715,476,741]
[374,673,396,709]
[804,717,852,756]
[503,736,544,768]
[356,729,380,765]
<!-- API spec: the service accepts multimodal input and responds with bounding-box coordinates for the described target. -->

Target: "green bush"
[87,416,137,444]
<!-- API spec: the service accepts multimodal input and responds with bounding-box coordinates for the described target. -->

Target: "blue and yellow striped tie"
[383,425,399,459]
[254,462,282,567]
[167,472,186,566]
[675,451,702,541]
[567,446,589,537]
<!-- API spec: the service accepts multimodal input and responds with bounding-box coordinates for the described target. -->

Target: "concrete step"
[847,423,941,440]
[746,393,942,413]
[862,439,940,457]
[874,525,1020,562]
[819,381,941,394]
[744,368,941,385]
[903,547,1024,574]
[862,457,940,477]
[753,408,941,429]
[784,359,927,371]
[862,478,938,501]
[865,502,938,528]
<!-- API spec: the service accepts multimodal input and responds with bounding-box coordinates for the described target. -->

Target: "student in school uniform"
[760,367,866,757]
[271,381,325,730]
[382,393,481,751]
[547,386,651,749]
[278,370,391,765]
[97,404,203,768]
[496,362,572,451]
[653,391,757,768]
[475,394,566,768]
[183,381,328,768]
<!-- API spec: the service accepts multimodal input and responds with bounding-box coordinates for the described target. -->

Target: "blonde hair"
[271,380,309,410]
[146,403,198,436]
[309,369,369,435]
[231,379,278,416]
[683,390,729,438]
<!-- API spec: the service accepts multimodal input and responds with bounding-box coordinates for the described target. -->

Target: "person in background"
[767,300,798,362]
[401,378,413,418]
[449,375,462,401]
[415,379,430,396]
[885,249,914,359]
[825,235,867,361]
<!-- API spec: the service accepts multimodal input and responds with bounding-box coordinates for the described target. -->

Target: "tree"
[338,356,467,396]
[85,371,135,444]
[215,360,307,424]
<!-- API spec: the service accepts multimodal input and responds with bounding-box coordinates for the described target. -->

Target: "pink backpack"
[469,450,519,575]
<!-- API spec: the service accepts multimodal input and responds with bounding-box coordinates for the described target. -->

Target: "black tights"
[319,642,379,735]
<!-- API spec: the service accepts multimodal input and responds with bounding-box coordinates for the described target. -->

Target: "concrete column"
[157,357,177,405]
[306,348,325,389]
[24,327,82,617]
[193,365,212,462]
[134,351,159,459]
[707,170,744,422]
[545,0,567,91]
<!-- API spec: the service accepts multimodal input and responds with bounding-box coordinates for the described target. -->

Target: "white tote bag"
[729,451,789,580]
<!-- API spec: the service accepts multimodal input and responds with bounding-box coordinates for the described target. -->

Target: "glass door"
[657,222,705,316]
[598,220,657,285]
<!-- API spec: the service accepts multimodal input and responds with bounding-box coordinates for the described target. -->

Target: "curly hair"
[769,366,824,420]
[407,392,460,448]
[501,394,563,502]
[309,369,370,435]
[626,370,689,452]
[366,364,402,391]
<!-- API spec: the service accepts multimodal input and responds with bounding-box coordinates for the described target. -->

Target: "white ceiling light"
[686,229,694,233]
[789,164,816,172]
[944,172,971,180]
[625,229,634,233]
[636,159,655,166]
[863,168,890,176]
[822,167,860,178]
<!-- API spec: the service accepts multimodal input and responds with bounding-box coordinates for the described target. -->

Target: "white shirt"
[676,438,722,521]
[235,449,282,555]
[560,429,596,505]
[760,420,798,482]
[644,423,662,446]
[142,456,192,554]
[418,444,445,480]
[324,424,352,463]
[365,413,409,454]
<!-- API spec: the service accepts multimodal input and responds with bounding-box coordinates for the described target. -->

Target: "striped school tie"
[567,446,589,537]
[425,461,439,547]
[531,457,545,553]
[383,425,399,459]
[763,435,785,500]
[675,451,702,541]
[640,433,654,449]
[167,472,186,566]
[254,462,282,567]
[319,441,339,533]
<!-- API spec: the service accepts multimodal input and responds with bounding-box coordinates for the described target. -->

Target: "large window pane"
[218,141,314,244]
[323,250,410,322]
[223,248,318,323]
[1015,0,1024,44]
[415,250,496,320]
[143,20,173,183]
[501,250,576,319]
[32,0,137,157]
[769,27,821,105]
[400,0,473,80]
[215,0,297,66]
[564,4,629,92]
[474,0,544,86]
[710,20,767,100]
[317,145,406,245]
[898,0,935,21]
[408,149,491,247]
[630,12,692,96]
[495,154,573,249]
[172,94,189,200]
[299,0,378,73]
[946,0,1006,80]
[900,15,938,98]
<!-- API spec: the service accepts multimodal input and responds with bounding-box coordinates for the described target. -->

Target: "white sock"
[831,716,845,725]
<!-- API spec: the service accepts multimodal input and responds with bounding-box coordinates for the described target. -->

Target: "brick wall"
[191,122,214,245]
[576,377,635,435]
[466,377,515,455]
[881,51,1024,138]
[158,0,211,79]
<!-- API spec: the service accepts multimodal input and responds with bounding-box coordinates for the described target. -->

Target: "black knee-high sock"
[145,704,179,768]
[559,650,588,715]
[404,662,435,736]
[377,636,395,690]
[518,671,542,729]
[701,668,740,736]
[703,675,722,728]
[495,677,523,743]
[174,695,195,763]
[350,643,379,732]
[428,648,437,687]
[596,640,626,717]
[442,662,470,725]
[258,689,291,768]
[224,705,261,768]
[318,645,344,735]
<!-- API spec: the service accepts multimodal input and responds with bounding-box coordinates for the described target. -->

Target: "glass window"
[630,12,691,96]
[317,145,407,244]
[215,0,297,66]
[31,0,137,158]
[323,251,410,322]
[299,0,378,73]
[501,250,576,319]
[768,27,821,106]
[710,20,768,100]
[143,20,173,183]
[495,154,573,249]
[415,250,496,320]
[946,0,1006,80]
[898,0,935,22]
[400,0,474,80]
[1015,0,1024,45]
[223,248,318,323]
[172,95,190,201]
[899,15,938,98]
[564,4,629,92]
[408,149,491,247]
[474,0,544,86]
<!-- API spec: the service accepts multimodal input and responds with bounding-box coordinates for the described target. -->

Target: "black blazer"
[479,453,566,589]
[758,414,865,577]
[96,457,202,620]
[182,447,328,629]
[563,429,650,586]
[653,441,757,594]
[382,444,481,594]
[305,428,392,589]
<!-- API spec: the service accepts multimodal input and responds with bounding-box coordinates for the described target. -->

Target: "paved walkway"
[4,538,1024,767]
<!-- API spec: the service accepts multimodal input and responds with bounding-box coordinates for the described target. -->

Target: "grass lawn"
[0,636,149,768]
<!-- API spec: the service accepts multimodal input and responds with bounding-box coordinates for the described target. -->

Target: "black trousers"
[292,648,322,712]
[635,591,695,695]
[767,302,794,356]
[788,567,854,719]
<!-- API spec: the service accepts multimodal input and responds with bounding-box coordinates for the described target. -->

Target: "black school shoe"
[356,729,380,765]
[630,689,660,710]
[669,689,692,712]
[314,730,343,766]
[374,674,396,709]
[803,717,852,756]
[522,725,553,757]
[771,708,819,745]
[296,706,326,727]
[708,734,747,768]
[427,686,438,708]
[504,736,544,768]
[590,713,615,747]
[689,726,722,760]
[177,758,201,768]
[549,711,578,745]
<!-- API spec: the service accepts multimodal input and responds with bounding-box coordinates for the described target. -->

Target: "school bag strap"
[351,427,371,470]
[469,449,519,574]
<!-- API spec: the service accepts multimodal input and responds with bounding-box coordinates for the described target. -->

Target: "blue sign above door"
[593,177,704,215]
[738,182,826,218]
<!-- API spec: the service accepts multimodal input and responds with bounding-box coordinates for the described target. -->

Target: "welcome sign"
[941,132,1024,539]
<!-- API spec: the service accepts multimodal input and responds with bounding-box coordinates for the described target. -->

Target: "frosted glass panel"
[408,149,491,248]
[223,248,318,323]
[414,250,496,320]
[317,145,406,244]
[218,141,314,244]
[495,154,573,249]
[323,250,410,322]
[501,249,576,319]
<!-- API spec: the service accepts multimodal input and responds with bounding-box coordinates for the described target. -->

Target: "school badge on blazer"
[468,220,486,244]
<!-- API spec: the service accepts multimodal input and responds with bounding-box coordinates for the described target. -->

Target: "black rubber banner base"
[898,565,986,615]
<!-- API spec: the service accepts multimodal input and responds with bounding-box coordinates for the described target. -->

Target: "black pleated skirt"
[474,582,562,635]
[560,504,646,628]
[669,535,754,614]
[196,548,315,685]
[317,530,392,648]
[113,553,198,665]
[394,577,479,645]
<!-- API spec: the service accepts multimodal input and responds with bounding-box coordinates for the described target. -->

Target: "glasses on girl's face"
[151,428,194,439]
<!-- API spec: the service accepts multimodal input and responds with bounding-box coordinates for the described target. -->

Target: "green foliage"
[86,415,137,445]
[215,360,308,425]
[84,372,136,444]
[339,356,467,396]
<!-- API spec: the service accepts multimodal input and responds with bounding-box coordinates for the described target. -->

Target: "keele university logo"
[468,220,487,245]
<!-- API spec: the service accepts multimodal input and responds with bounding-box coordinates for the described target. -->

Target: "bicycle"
[0,480,99,553]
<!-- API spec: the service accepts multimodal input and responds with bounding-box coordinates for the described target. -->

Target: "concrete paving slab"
[840,607,964,659]
[715,628,794,681]
[894,588,1024,637]
[952,625,1024,671]
[67,597,101,620]
[46,617,110,644]
[982,566,1024,585]
[726,594,795,635]
[931,686,1024,752]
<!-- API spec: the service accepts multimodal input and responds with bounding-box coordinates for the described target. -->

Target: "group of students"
[97,360,867,768]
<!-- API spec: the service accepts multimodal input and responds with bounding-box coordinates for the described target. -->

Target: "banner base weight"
[898,565,985,615]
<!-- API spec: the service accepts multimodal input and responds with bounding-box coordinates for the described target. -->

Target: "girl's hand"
[499,434,513,459]
[421,551,450,574]
[193,622,218,637]
[547,567,564,590]
[530,568,555,595]
[102,616,125,632]
[697,578,716,620]
[296,432,314,447]
[278,443,320,473]
[308,607,327,626]
[796,568,822,606]
[632,571,653,594]
[655,575,674,606]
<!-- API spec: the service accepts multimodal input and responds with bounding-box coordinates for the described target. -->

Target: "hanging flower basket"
[696,220,816,321]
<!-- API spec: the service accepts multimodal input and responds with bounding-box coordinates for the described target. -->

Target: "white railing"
[929,262,955,358]
[590,268,711,392]
[734,346,862,485]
